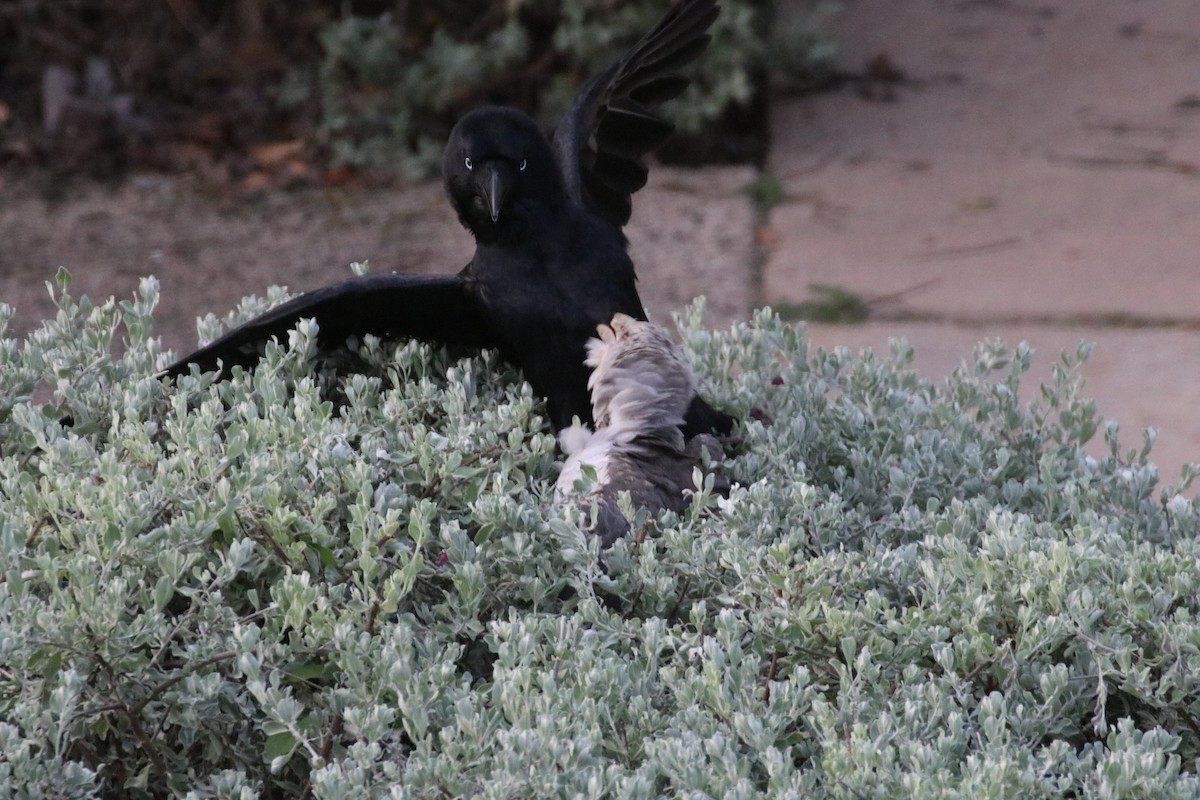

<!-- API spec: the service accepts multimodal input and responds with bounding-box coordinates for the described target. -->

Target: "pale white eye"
[465,157,473,171]
[519,159,527,172]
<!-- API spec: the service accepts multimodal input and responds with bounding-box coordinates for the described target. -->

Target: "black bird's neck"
[469,196,567,248]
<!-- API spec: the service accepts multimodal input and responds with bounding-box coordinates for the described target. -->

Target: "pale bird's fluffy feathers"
[556,313,725,546]
[585,312,695,448]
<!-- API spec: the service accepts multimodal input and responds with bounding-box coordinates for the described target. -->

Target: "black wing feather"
[161,273,491,378]
[589,152,650,196]
[594,100,676,159]
[554,0,720,228]
[628,75,691,105]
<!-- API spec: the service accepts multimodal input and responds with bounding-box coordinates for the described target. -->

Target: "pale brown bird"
[556,313,726,546]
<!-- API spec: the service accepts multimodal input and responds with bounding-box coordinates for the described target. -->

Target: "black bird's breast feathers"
[461,205,643,429]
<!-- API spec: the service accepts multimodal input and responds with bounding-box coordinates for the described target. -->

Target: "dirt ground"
[0,166,757,356]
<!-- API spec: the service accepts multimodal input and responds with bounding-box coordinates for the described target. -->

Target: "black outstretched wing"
[553,0,719,228]
[161,273,492,378]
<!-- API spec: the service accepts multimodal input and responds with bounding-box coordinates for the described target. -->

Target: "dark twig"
[763,649,780,704]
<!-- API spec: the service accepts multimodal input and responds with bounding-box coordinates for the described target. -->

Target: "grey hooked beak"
[479,162,508,223]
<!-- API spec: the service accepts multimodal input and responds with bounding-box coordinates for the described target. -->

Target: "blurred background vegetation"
[0,0,837,184]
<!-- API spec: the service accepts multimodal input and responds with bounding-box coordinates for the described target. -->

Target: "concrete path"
[763,0,1200,482]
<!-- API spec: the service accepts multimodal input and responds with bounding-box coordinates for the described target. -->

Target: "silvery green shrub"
[307,0,832,175]
[1,269,1198,798]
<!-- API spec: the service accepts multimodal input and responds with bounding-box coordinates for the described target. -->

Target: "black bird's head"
[443,106,564,240]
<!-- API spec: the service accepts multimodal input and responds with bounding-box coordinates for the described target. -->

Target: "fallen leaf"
[755,225,779,249]
[240,171,271,192]
[322,166,364,188]
[284,158,312,179]
[250,139,304,169]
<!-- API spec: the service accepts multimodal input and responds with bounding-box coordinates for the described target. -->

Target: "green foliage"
[302,0,829,176]
[776,283,871,323]
[312,11,532,176]
[2,273,1199,797]
[745,171,787,212]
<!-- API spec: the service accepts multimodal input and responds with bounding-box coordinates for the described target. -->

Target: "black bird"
[162,0,733,436]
